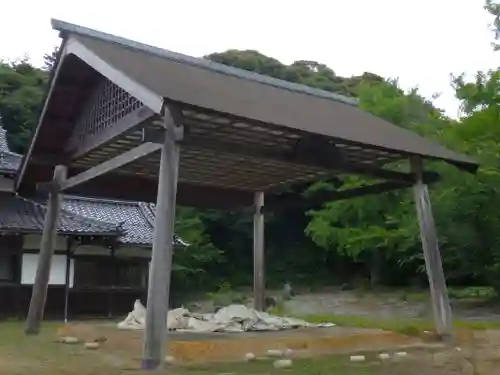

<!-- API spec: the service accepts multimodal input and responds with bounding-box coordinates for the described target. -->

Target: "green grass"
[183,357,374,375]
[0,320,376,375]
[302,313,500,335]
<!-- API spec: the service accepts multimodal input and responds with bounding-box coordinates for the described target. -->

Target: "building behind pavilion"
[0,123,186,319]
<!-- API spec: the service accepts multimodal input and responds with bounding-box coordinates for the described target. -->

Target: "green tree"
[0,59,48,153]
[305,80,443,287]
[485,0,500,50]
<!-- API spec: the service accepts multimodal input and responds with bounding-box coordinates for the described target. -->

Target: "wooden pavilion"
[17,19,478,370]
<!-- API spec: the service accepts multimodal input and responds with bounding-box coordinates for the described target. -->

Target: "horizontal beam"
[60,142,161,191]
[265,180,413,213]
[27,164,254,210]
[143,127,439,184]
[31,165,411,212]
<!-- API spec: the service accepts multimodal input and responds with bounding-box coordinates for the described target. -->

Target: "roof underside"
[17,20,478,209]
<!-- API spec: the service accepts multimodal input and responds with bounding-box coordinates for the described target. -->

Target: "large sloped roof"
[16,20,477,209]
[54,19,476,169]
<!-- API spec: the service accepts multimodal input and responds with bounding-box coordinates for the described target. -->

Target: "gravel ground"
[186,289,500,323]
[284,292,429,318]
[282,291,500,322]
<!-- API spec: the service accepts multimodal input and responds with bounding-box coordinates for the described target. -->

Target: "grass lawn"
[0,320,376,375]
[2,308,498,375]
[303,313,500,335]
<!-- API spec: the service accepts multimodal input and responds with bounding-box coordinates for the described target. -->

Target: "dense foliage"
[1,3,499,293]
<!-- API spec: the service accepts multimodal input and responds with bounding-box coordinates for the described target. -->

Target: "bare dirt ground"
[2,289,500,374]
[2,321,500,375]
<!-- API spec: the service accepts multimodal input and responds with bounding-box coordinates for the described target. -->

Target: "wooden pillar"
[253,191,265,311]
[108,245,117,318]
[25,165,66,335]
[15,238,23,319]
[141,109,180,371]
[411,157,453,338]
[63,238,72,323]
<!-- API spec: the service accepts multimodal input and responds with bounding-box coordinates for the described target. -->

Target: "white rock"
[244,352,256,362]
[61,336,79,344]
[84,342,100,350]
[164,356,176,364]
[378,353,390,360]
[455,347,462,352]
[284,348,294,357]
[350,355,366,362]
[266,349,284,358]
[395,351,408,357]
[273,359,292,369]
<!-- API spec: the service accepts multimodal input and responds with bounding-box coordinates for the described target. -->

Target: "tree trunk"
[370,249,382,289]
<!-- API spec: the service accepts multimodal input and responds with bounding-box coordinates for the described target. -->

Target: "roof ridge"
[63,194,140,206]
[0,126,10,153]
[51,19,359,107]
[136,202,155,228]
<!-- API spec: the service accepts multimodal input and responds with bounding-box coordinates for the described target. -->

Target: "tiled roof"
[62,196,185,247]
[0,127,22,173]
[0,152,22,173]
[0,126,8,152]
[0,193,120,235]
[0,126,186,247]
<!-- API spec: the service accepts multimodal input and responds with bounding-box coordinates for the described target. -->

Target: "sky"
[0,0,497,118]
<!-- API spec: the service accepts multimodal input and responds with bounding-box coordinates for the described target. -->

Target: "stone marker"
[61,336,79,344]
[273,359,293,369]
[84,342,100,350]
[244,352,256,362]
[266,349,284,358]
[164,356,176,364]
[350,355,366,362]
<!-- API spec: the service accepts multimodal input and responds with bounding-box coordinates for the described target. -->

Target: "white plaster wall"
[21,254,74,287]
[0,176,13,192]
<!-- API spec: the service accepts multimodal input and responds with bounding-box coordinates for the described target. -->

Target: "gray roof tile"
[0,126,186,247]
[0,193,120,235]
[0,127,22,173]
[62,196,184,247]
[0,126,8,152]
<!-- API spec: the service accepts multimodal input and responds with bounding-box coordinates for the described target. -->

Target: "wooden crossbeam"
[265,180,413,213]
[60,142,161,191]
[142,127,439,184]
